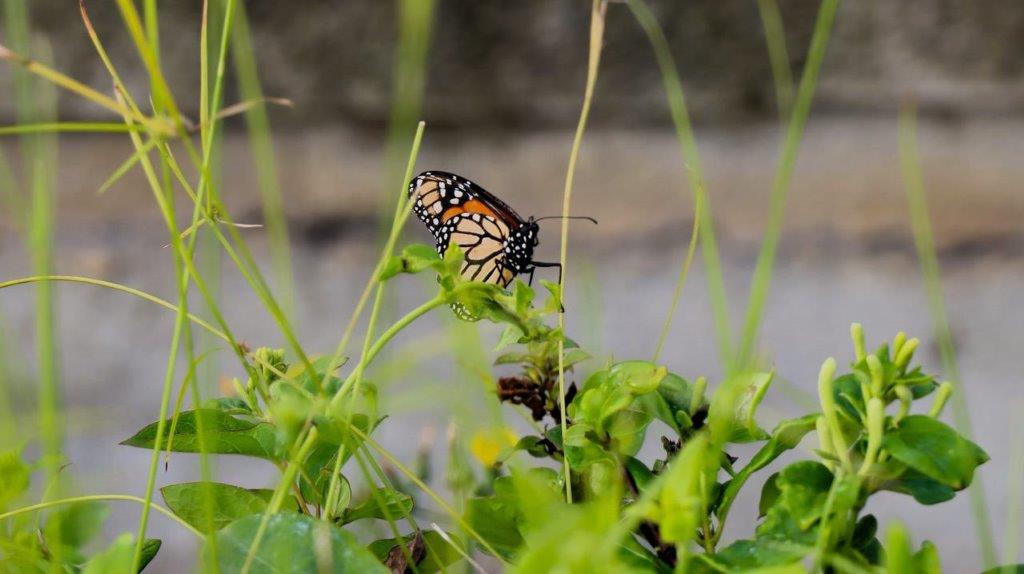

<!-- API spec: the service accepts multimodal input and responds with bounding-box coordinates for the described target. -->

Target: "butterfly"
[407,171,565,289]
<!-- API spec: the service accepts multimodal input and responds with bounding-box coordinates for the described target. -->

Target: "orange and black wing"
[439,212,517,288]
[408,171,526,232]
[408,171,522,287]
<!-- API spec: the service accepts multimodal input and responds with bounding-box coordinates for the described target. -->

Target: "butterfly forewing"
[408,171,533,289]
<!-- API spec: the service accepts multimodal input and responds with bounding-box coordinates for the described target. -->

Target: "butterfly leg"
[530,261,565,312]
[531,261,563,285]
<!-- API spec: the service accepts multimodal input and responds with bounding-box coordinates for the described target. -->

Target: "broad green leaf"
[81,533,161,574]
[882,415,988,489]
[914,540,942,574]
[609,361,667,394]
[379,243,442,280]
[728,372,774,442]
[703,538,812,571]
[606,409,653,456]
[212,513,388,573]
[618,534,672,573]
[880,467,956,505]
[205,397,254,415]
[759,472,781,518]
[161,482,270,532]
[720,415,818,521]
[646,434,709,546]
[757,461,833,541]
[981,567,1024,574]
[624,456,655,493]
[45,501,109,549]
[885,522,914,574]
[504,435,553,460]
[0,448,30,510]
[121,410,279,459]
[634,372,695,435]
[465,496,523,560]
[340,488,413,524]
[511,496,647,574]
[367,531,463,574]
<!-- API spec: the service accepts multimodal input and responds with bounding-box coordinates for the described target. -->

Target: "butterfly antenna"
[533,215,598,225]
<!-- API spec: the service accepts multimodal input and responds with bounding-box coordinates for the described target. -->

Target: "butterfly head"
[504,219,540,273]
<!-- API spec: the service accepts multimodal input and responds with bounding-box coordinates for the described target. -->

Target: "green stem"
[899,105,996,567]
[626,0,734,372]
[0,495,204,539]
[555,0,607,504]
[755,0,794,122]
[735,0,841,370]
[241,428,319,574]
[653,193,702,362]
[0,275,227,342]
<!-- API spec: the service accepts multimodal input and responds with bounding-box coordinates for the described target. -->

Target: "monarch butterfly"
[407,171,594,305]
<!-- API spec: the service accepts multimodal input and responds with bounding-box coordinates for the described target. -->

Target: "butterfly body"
[408,171,545,288]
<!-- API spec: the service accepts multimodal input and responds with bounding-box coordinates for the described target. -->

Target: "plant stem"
[735,0,841,370]
[556,0,607,504]
[653,193,702,362]
[899,105,996,568]
[0,495,204,539]
[0,276,227,342]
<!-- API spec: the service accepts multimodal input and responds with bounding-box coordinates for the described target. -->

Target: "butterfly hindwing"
[409,171,532,289]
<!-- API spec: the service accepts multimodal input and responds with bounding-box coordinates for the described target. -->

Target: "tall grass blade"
[735,0,841,370]
[229,1,295,317]
[899,104,996,568]
[1003,420,1024,571]
[627,0,733,370]
[653,193,702,363]
[384,0,436,201]
[4,0,63,559]
[556,0,608,503]
[755,0,794,122]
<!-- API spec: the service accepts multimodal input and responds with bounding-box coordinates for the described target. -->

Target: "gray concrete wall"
[3,1,1024,126]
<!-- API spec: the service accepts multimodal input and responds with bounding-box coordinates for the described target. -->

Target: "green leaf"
[367,531,463,574]
[340,488,413,524]
[646,434,709,546]
[205,397,254,415]
[379,243,442,280]
[81,533,161,574]
[606,408,653,456]
[914,540,942,574]
[0,448,30,511]
[212,513,388,573]
[728,372,774,442]
[465,495,523,560]
[161,482,272,533]
[882,415,989,489]
[879,467,956,505]
[505,435,553,459]
[608,361,667,394]
[634,372,695,435]
[624,456,655,493]
[759,472,781,518]
[720,415,818,520]
[618,534,672,573]
[705,538,812,571]
[982,567,1024,574]
[121,409,279,459]
[46,501,109,549]
[757,461,833,541]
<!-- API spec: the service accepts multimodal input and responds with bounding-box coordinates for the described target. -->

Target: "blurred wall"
[2,1,1023,127]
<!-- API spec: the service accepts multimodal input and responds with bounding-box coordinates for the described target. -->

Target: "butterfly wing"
[408,171,526,231]
[441,213,517,287]
[408,171,523,287]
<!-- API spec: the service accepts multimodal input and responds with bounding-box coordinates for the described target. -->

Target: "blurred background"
[1,1,1022,571]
